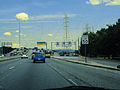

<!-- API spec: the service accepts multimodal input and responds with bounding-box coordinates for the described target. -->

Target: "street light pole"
[16,12,29,50]
[18,20,21,50]
[78,37,79,51]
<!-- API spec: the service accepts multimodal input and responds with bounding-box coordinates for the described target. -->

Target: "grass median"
[52,56,120,71]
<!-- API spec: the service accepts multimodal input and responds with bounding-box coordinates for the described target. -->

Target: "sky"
[0,0,120,48]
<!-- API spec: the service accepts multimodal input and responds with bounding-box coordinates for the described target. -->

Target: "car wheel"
[33,60,35,63]
[43,60,45,63]
[117,65,120,69]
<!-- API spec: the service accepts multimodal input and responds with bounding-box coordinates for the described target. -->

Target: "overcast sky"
[0,0,120,48]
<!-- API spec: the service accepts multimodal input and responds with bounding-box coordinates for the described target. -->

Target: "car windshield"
[0,0,120,90]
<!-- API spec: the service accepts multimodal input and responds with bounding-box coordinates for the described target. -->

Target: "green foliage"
[80,18,120,57]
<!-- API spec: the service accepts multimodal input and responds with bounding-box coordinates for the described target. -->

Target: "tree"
[80,18,120,59]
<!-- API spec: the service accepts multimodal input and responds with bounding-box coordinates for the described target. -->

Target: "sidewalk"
[52,56,120,71]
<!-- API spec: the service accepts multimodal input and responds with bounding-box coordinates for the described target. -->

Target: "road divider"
[0,56,21,62]
[52,56,120,71]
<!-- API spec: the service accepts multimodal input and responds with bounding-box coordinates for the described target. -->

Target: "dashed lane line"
[9,66,15,70]
[68,79,78,86]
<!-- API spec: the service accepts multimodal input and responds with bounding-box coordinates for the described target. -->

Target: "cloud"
[21,26,32,29]
[0,20,57,23]
[106,0,120,5]
[26,20,58,23]
[86,0,120,5]
[15,35,19,38]
[30,14,77,20]
[32,1,57,8]
[86,0,101,5]
[0,21,18,23]
[15,33,26,38]
[0,19,16,21]
[16,12,29,20]
[4,32,11,36]
[20,33,26,37]
[16,30,19,32]
[12,43,19,48]
[48,34,53,36]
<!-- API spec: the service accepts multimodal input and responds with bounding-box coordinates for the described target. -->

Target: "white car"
[21,54,28,59]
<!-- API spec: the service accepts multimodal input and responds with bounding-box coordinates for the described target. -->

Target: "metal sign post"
[46,43,47,50]
[82,35,89,63]
[51,42,52,50]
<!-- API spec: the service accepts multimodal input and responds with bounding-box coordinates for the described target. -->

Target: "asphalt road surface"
[0,58,120,90]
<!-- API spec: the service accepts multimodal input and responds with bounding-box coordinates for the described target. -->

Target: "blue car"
[33,52,45,63]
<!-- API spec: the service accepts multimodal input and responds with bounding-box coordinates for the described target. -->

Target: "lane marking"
[9,66,15,70]
[50,59,93,86]
[68,79,78,86]
[47,63,78,86]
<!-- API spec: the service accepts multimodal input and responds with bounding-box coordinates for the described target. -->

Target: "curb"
[52,56,120,71]
[0,56,21,62]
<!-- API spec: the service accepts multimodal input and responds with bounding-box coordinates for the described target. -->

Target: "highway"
[0,57,120,90]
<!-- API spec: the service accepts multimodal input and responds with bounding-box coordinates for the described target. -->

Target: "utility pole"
[51,42,52,50]
[18,20,21,50]
[78,37,79,51]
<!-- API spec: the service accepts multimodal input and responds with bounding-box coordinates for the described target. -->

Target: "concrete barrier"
[0,56,21,62]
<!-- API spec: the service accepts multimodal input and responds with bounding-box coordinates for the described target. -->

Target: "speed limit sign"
[82,35,89,44]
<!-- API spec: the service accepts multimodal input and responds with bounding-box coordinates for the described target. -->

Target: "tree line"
[80,19,120,59]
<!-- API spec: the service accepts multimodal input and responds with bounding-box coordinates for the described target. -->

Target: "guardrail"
[0,56,21,62]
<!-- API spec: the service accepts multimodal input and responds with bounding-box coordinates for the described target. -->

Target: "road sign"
[56,42,59,46]
[37,42,46,45]
[68,42,72,46]
[62,42,65,46]
[82,35,89,44]
[2,41,12,47]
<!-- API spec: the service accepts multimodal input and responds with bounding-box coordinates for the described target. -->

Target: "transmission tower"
[64,13,69,42]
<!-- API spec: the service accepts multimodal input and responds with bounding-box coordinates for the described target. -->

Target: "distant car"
[66,53,70,56]
[45,52,51,58]
[72,53,79,56]
[32,52,36,59]
[21,54,28,59]
[59,52,64,56]
[33,52,45,63]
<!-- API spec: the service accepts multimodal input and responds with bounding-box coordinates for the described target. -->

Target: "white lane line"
[48,64,78,86]
[9,66,15,70]
[68,79,78,86]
